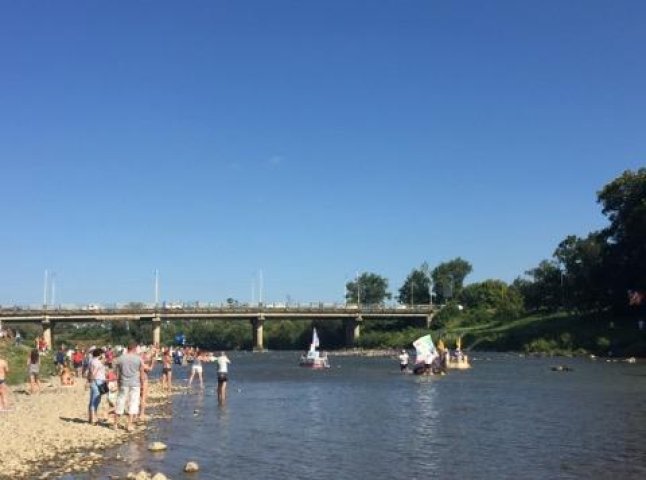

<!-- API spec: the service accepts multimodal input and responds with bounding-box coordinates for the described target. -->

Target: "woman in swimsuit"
[187,348,205,389]
[161,348,172,394]
[27,349,40,394]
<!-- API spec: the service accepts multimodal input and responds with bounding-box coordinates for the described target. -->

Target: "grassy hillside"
[443,312,646,357]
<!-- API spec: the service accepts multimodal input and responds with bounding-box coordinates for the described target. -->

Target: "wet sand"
[0,377,168,479]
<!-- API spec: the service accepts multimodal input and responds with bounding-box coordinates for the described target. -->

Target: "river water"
[77,352,645,480]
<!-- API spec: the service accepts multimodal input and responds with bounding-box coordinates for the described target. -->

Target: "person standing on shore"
[27,349,40,394]
[0,356,10,410]
[55,346,66,375]
[87,348,106,425]
[216,351,231,403]
[114,340,145,432]
[139,346,156,422]
[72,348,84,378]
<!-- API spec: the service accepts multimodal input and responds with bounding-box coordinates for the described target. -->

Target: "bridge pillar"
[42,316,53,350]
[345,316,362,347]
[426,313,435,329]
[251,316,265,351]
[152,316,161,347]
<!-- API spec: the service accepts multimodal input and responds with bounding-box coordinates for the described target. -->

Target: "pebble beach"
[0,377,167,479]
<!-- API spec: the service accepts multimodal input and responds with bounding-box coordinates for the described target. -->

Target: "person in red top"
[72,349,84,378]
[105,348,114,369]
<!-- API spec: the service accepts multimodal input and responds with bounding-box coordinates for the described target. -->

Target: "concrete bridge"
[0,304,437,350]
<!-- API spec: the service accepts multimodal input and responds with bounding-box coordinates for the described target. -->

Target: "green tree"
[514,260,562,312]
[597,168,646,302]
[460,279,524,319]
[431,258,473,304]
[553,233,607,311]
[461,279,507,309]
[398,264,432,305]
[345,272,391,306]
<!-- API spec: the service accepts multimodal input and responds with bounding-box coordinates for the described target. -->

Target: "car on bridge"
[163,302,183,310]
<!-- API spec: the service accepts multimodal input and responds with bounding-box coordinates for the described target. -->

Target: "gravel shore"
[0,377,167,479]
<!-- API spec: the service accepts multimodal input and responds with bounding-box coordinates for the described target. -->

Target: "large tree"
[346,272,391,306]
[398,263,432,305]
[597,168,646,296]
[514,168,646,315]
[431,257,473,304]
[553,233,607,311]
[513,260,562,312]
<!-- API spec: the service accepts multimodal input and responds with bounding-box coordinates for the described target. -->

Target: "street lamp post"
[429,278,433,308]
[154,269,160,308]
[43,269,49,309]
[356,271,361,306]
[410,282,414,307]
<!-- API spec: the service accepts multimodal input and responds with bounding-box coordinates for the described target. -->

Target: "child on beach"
[103,370,118,423]
[60,365,75,386]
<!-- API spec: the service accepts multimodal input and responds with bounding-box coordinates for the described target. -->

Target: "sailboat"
[299,328,330,369]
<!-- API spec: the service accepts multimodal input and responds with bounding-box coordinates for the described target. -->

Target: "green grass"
[439,311,646,356]
[0,340,57,385]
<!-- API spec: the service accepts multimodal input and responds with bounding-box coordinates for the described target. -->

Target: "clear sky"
[0,1,644,307]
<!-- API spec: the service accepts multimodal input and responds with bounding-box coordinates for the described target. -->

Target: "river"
[73,352,646,480]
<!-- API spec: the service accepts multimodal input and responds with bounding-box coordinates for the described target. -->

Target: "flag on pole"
[412,334,437,364]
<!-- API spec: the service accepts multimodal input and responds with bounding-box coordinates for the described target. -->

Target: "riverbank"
[0,377,169,479]
[452,311,646,357]
[328,348,398,357]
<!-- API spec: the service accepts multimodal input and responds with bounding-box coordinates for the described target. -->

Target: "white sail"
[312,328,320,348]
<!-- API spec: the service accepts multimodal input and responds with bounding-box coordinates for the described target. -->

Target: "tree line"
[344,168,645,330]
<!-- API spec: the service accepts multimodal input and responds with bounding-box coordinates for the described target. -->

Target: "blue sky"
[0,1,644,306]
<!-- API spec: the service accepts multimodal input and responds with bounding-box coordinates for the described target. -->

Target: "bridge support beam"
[42,316,52,350]
[251,316,265,351]
[345,316,362,347]
[426,313,435,329]
[152,316,161,347]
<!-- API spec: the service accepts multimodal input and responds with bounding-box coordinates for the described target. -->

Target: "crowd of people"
[0,339,233,428]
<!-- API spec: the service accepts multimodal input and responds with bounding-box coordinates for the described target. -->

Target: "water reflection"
[84,353,646,480]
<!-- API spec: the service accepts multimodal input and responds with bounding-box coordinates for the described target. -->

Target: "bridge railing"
[0,303,437,316]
